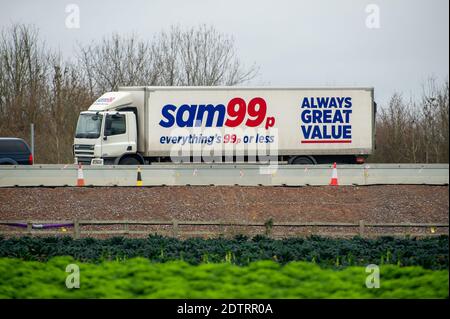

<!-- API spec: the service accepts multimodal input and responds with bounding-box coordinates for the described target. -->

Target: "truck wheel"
[290,156,314,165]
[119,157,140,165]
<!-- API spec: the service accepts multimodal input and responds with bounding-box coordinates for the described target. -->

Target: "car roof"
[0,137,27,141]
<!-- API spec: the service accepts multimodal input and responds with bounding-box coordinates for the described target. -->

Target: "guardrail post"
[172,220,179,238]
[359,220,365,237]
[74,220,80,239]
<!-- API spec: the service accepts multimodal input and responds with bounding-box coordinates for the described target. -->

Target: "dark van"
[0,138,33,165]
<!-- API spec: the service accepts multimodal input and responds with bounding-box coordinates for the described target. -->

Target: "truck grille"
[75,151,94,156]
[75,144,94,150]
[74,144,94,157]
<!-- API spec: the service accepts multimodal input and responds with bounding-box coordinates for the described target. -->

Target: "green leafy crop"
[0,257,447,299]
[0,235,447,269]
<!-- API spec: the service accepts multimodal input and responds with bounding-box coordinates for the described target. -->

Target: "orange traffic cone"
[329,162,338,186]
[77,163,85,187]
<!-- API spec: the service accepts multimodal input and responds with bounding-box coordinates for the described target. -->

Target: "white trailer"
[73,86,376,165]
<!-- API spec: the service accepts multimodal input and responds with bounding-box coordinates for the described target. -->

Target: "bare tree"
[420,78,449,163]
[152,25,258,86]
[78,25,259,92]
[0,24,49,137]
[150,28,181,86]
[0,23,53,164]
[78,33,156,94]
[0,24,93,163]
[45,58,93,163]
[1,23,261,163]
[370,78,449,163]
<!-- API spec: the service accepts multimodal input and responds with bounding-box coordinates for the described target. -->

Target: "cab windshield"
[75,113,103,138]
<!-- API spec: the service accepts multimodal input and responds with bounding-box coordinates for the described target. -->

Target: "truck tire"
[290,156,315,165]
[119,157,141,165]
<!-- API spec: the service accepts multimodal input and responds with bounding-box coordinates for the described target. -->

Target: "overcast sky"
[1,0,448,105]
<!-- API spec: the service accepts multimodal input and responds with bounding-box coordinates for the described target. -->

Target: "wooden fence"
[0,220,448,239]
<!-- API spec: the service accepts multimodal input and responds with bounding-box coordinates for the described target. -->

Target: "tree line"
[369,79,449,163]
[0,24,448,163]
[0,24,257,163]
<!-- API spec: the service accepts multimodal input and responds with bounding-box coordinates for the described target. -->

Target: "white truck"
[73,86,376,165]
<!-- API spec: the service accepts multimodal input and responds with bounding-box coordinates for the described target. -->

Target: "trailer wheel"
[119,156,141,165]
[289,156,315,165]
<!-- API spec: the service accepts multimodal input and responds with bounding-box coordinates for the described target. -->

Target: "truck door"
[101,113,130,159]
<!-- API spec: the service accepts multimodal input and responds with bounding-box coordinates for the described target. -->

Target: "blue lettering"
[312,110,322,123]
[322,110,333,123]
[343,125,352,138]
[317,97,329,108]
[160,103,228,128]
[328,98,337,108]
[196,104,226,127]
[331,126,341,139]
[311,126,321,139]
[336,97,345,108]
[323,126,331,139]
[342,109,352,122]
[301,96,353,109]
[301,126,312,139]
[333,110,343,123]
[301,110,311,123]
[176,104,196,127]
[301,98,310,108]
[344,97,352,108]
[159,104,176,128]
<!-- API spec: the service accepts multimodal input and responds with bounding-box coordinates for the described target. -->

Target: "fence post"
[172,220,179,238]
[74,220,80,239]
[219,221,225,237]
[264,218,274,237]
[27,222,32,235]
[311,222,317,236]
[359,220,365,237]
[124,220,129,235]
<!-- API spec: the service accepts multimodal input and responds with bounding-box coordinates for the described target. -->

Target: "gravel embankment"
[0,185,448,237]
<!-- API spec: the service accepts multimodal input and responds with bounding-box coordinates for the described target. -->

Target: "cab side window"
[105,114,126,136]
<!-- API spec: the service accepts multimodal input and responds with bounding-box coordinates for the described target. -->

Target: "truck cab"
[74,92,140,165]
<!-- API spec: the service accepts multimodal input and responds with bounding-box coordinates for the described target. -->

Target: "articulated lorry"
[73,86,376,165]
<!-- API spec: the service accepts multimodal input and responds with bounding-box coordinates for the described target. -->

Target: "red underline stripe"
[301,140,352,144]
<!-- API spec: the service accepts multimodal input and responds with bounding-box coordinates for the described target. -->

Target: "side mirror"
[103,136,107,141]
